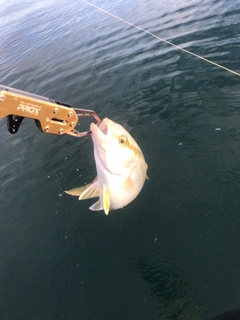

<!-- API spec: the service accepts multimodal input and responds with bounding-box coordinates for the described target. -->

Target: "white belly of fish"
[106,175,138,210]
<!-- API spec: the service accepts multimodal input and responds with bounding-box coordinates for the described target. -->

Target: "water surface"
[1,0,240,319]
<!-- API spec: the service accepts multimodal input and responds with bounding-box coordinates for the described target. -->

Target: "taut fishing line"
[82,0,240,77]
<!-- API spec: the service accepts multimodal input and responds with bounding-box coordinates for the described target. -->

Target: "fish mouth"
[98,118,109,135]
[90,118,110,140]
[90,118,109,136]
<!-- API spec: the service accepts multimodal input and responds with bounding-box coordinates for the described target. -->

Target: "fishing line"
[82,0,240,77]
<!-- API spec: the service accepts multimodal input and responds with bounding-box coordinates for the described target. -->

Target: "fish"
[65,118,148,215]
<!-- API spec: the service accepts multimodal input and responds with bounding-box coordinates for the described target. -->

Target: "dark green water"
[1,0,240,319]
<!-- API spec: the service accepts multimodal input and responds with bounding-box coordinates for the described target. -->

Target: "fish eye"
[119,135,127,145]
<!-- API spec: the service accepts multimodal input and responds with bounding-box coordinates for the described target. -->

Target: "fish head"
[90,118,148,189]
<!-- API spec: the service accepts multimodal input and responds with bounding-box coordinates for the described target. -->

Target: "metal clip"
[66,108,101,137]
[0,85,101,136]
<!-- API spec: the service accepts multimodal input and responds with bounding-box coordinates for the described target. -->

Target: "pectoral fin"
[65,177,100,199]
[65,183,91,197]
[66,179,110,215]
[103,185,110,215]
[80,180,100,200]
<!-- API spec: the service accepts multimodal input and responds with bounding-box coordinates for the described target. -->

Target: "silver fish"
[65,118,148,214]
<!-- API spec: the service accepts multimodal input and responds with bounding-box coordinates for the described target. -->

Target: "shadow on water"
[137,254,240,320]
[136,256,201,320]
[209,309,240,320]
